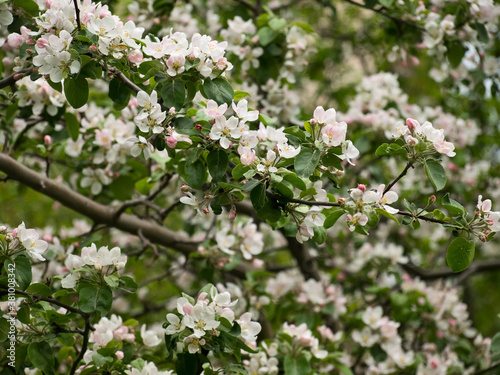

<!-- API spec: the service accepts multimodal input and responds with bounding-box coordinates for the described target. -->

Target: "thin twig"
[161,200,182,220]
[0,68,33,90]
[342,0,425,31]
[69,315,91,375]
[73,0,81,31]
[384,161,414,194]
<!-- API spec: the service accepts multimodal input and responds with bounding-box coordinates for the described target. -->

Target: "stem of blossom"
[383,161,414,195]
[73,0,82,31]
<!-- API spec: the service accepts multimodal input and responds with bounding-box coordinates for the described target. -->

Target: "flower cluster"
[1,222,50,262]
[164,285,261,354]
[341,72,480,148]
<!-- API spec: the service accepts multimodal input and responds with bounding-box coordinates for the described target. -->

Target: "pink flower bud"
[337,197,346,205]
[406,118,418,131]
[127,50,143,64]
[195,124,203,131]
[43,233,53,242]
[180,185,190,192]
[252,258,264,268]
[12,228,18,237]
[116,351,124,360]
[228,210,237,221]
[310,118,318,125]
[251,35,260,44]
[357,184,366,192]
[166,135,177,148]
[89,45,97,52]
[168,107,176,115]
[7,34,24,49]
[429,195,436,203]
[13,73,23,81]
[26,38,35,46]
[182,304,193,315]
[44,135,52,146]
[202,207,211,214]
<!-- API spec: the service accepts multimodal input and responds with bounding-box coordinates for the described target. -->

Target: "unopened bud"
[180,185,190,192]
[89,45,97,52]
[13,73,23,81]
[36,38,49,49]
[12,228,18,237]
[202,207,210,214]
[166,135,177,148]
[195,124,203,131]
[480,235,487,242]
[168,107,176,116]
[116,351,124,360]
[43,233,53,242]
[210,119,216,125]
[44,135,52,146]
[429,195,436,203]
[228,210,237,221]
[204,195,212,199]
[337,197,346,205]
[26,38,36,46]
[26,48,34,55]
[310,118,318,125]
[406,118,418,131]
[357,184,366,192]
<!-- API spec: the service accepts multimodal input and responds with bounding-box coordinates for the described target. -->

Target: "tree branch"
[0,153,199,255]
[0,68,33,90]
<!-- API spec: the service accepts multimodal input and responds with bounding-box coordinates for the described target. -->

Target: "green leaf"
[26,283,52,297]
[378,0,394,6]
[203,78,234,105]
[284,354,310,375]
[176,353,199,375]
[174,117,198,136]
[324,210,345,229]
[64,112,80,141]
[442,193,466,217]
[242,179,261,192]
[207,149,229,182]
[108,77,131,108]
[491,333,500,354]
[375,143,389,156]
[233,90,249,100]
[232,164,250,180]
[282,173,306,190]
[447,41,466,68]
[475,22,489,43]
[64,75,89,109]
[294,147,321,178]
[424,159,447,191]
[283,126,306,140]
[274,181,294,199]
[135,177,156,195]
[375,208,400,224]
[28,342,55,375]
[16,304,30,324]
[6,255,32,290]
[161,80,186,111]
[119,276,138,291]
[78,282,113,316]
[0,317,9,342]
[13,0,39,16]
[257,26,278,46]
[250,183,267,211]
[186,160,207,190]
[446,237,475,273]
